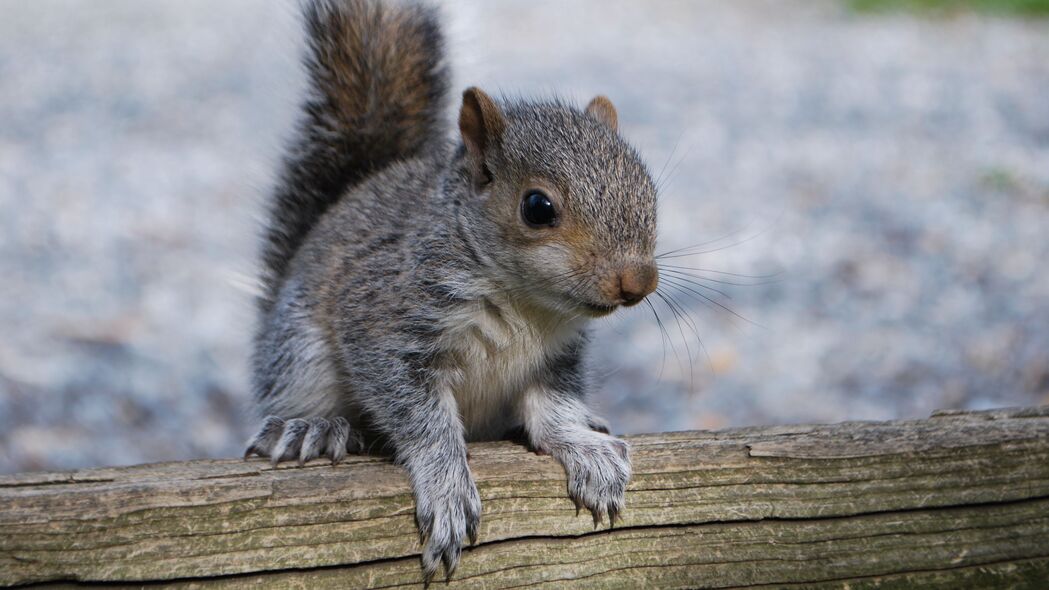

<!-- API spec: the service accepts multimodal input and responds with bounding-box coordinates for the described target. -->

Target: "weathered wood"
[2,407,1048,588]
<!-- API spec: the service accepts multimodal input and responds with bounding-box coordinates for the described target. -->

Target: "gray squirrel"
[245,0,659,582]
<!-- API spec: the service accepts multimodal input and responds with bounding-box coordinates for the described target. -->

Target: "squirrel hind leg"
[244,415,363,466]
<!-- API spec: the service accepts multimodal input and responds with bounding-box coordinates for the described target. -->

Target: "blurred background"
[1,0,1047,473]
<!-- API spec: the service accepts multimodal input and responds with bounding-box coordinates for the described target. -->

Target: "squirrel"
[245,0,659,582]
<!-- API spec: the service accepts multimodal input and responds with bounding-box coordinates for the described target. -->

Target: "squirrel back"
[259,0,448,309]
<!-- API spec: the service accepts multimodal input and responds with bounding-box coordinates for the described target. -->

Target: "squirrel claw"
[441,545,460,582]
[243,416,285,461]
[467,523,478,546]
[244,415,359,467]
[591,508,602,529]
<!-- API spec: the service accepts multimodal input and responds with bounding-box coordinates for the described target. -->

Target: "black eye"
[521,191,558,227]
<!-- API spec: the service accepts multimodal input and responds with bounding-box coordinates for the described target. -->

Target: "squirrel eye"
[521,191,558,227]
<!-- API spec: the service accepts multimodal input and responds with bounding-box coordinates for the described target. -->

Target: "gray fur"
[248,0,658,582]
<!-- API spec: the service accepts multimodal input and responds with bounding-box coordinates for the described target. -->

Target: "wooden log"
[2,406,1048,588]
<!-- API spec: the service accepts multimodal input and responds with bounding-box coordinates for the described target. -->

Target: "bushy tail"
[260,0,448,306]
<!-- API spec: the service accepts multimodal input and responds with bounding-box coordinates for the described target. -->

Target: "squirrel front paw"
[413,467,482,584]
[244,415,364,466]
[552,431,631,527]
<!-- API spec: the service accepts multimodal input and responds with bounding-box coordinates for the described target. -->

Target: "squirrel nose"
[617,263,658,306]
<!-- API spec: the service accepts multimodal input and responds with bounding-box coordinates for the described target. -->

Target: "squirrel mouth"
[580,301,618,316]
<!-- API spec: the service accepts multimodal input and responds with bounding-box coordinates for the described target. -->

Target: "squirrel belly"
[436,295,589,441]
[246,0,659,582]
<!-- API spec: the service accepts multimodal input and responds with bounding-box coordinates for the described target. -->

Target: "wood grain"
[3,407,1048,588]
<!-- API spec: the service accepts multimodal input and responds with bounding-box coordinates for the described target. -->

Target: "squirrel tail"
[260,0,449,304]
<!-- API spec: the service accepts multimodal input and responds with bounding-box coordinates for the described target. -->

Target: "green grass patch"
[848,0,1049,17]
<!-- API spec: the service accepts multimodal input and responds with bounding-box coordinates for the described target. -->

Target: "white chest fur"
[438,299,582,441]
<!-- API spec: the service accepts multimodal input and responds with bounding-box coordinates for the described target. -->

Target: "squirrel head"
[458,87,658,319]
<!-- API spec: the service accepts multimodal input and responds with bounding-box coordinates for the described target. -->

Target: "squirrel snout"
[617,263,658,306]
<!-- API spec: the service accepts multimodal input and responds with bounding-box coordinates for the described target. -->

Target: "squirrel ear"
[585,95,618,131]
[459,87,506,185]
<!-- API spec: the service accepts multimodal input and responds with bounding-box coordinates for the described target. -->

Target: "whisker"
[655,143,691,196]
[655,225,752,260]
[660,275,765,330]
[655,229,768,260]
[562,273,593,303]
[644,298,670,387]
[653,290,697,392]
[670,296,712,378]
[498,272,593,315]
[658,269,733,299]
[656,288,710,370]
[659,276,723,317]
[501,268,586,295]
[657,264,782,281]
[649,295,683,384]
[655,210,784,261]
[653,129,686,193]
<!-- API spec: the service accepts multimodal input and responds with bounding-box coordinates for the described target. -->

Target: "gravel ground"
[1,0,1047,473]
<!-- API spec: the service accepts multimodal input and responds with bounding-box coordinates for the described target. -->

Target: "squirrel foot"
[413,463,481,585]
[555,431,630,528]
[244,416,363,466]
